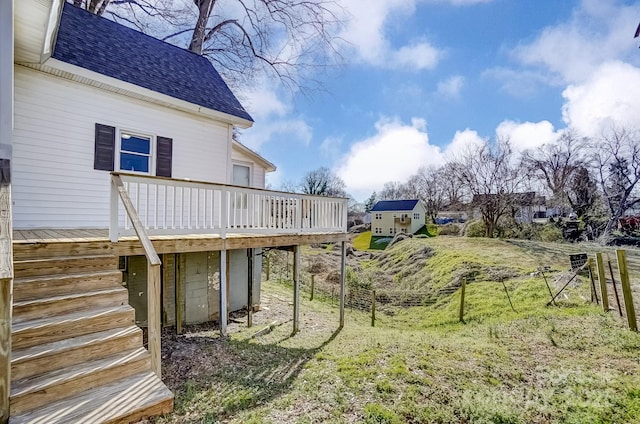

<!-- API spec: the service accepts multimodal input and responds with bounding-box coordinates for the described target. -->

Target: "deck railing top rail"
[109,172,348,241]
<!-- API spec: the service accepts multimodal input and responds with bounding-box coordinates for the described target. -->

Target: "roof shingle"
[53,4,253,123]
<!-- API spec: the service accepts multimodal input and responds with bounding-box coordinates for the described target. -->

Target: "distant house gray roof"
[53,3,253,123]
[371,199,420,212]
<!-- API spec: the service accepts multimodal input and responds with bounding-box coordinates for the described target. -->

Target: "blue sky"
[236,0,640,201]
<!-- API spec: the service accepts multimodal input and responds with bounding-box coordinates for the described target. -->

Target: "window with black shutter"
[93,124,173,177]
[156,137,173,177]
[94,123,115,171]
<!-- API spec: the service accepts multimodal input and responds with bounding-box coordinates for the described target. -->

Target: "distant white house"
[370,199,427,236]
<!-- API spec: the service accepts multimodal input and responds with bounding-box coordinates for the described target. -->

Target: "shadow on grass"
[161,326,342,421]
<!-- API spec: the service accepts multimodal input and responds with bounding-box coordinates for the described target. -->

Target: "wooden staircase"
[9,249,173,423]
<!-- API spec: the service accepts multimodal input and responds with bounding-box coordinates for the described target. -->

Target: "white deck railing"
[109,172,348,241]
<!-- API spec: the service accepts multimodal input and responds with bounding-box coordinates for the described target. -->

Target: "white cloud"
[265,167,284,190]
[436,75,465,98]
[495,120,558,153]
[336,117,444,199]
[561,61,640,137]
[512,0,640,84]
[339,0,443,71]
[320,136,343,160]
[482,67,560,97]
[443,129,485,159]
[240,81,312,150]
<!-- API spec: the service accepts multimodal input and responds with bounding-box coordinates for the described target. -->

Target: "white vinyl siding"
[375,203,427,237]
[13,65,232,229]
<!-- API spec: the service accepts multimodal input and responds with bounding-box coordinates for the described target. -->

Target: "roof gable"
[371,199,420,212]
[52,4,253,123]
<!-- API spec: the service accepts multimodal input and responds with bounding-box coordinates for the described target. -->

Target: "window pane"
[121,135,151,154]
[120,152,149,172]
[233,164,250,186]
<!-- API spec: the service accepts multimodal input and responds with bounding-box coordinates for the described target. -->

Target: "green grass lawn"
[157,238,640,424]
[352,231,371,251]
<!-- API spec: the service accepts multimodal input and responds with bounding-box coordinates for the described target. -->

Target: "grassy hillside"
[157,238,640,424]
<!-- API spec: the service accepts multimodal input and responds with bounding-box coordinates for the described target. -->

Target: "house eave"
[232,140,276,173]
[14,0,63,64]
[21,58,254,128]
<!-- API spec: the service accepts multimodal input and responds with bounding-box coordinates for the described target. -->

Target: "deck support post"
[247,248,253,327]
[292,245,300,334]
[147,263,161,378]
[0,0,14,420]
[109,176,119,242]
[339,241,346,328]
[220,250,228,336]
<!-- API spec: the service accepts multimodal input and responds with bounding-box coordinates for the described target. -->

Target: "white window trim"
[116,128,156,175]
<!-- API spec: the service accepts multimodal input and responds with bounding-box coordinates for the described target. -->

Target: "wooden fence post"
[310,274,315,301]
[607,254,623,317]
[595,253,609,313]
[371,290,376,327]
[587,258,599,305]
[616,250,637,331]
[459,278,466,322]
[265,252,270,281]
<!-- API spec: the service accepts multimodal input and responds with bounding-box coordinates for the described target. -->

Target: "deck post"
[219,250,227,335]
[339,240,346,328]
[247,248,253,327]
[0,0,14,421]
[109,175,119,242]
[147,262,161,378]
[292,245,300,334]
[220,189,228,239]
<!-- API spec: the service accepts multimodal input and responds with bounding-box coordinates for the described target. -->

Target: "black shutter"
[94,123,115,171]
[156,136,173,177]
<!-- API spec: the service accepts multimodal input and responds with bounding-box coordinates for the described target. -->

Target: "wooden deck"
[13,228,349,258]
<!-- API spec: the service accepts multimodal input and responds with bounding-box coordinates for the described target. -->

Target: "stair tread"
[13,287,127,308]
[12,326,140,364]
[11,347,149,397]
[12,304,133,333]
[9,371,173,424]
[14,269,122,284]
[14,254,117,264]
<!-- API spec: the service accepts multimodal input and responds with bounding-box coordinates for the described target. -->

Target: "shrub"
[540,224,563,242]
[465,220,486,237]
[438,223,460,236]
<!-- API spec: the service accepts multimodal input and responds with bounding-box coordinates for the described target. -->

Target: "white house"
[370,200,427,237]
[1,2,348,422]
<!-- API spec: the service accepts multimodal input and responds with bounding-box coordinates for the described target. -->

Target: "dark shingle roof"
[371,199,420,212]
[53,4,253,123]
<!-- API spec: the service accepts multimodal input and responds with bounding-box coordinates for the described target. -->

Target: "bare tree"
[591,127,640,242]
[407,166,445,224]
[521,130,586,212]
[69,0,344,92]
[439,162,465,210]
[451,139,525,237]
[300,167,347,197]
[379,181,406,200]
